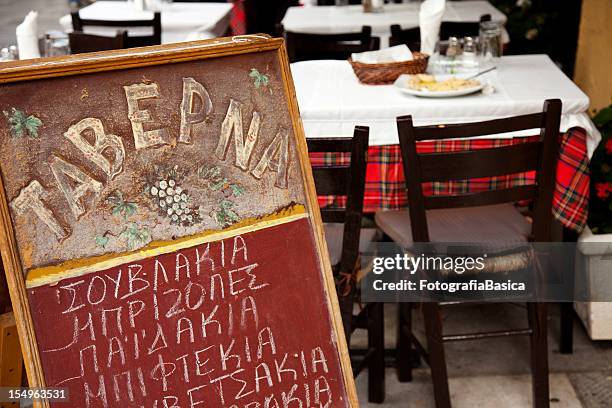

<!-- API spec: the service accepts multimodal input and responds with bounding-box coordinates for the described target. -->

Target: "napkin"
[351,45,413,64]
[16,11,41,60]
[419,0,446,55]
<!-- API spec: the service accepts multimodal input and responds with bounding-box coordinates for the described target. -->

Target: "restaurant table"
[282,1,508,48]
[292,55,601,232]
[59,1,233,44]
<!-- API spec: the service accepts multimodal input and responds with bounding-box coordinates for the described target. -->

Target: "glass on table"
[335,0,349,6]
[43,32,70,57]
[479,21,503,64]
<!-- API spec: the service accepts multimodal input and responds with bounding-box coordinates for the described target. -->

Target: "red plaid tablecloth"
[229,0,246,35]
[309,127,590,232]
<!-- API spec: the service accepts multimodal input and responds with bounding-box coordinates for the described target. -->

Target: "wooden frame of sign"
[0,35,358,407]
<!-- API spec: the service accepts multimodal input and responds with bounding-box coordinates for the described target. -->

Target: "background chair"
[280,25,380,62]
[389,25,420,50]
[439,14,490,40]
[375,99,562,408]
[389,14,491,51]
[307,127,385,403]
[68,30,127,54]
[71,11,162,48]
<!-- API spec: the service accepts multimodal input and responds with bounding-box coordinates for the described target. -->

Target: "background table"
[292,55,599,232]
[292,55,600,155]
[282,1,508,48]
[59,1,233,44]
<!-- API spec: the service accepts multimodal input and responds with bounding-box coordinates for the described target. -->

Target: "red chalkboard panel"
[0,36,357,407]
[29,218,345,407]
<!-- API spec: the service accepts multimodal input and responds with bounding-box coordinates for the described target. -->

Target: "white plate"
[393,74,484,98]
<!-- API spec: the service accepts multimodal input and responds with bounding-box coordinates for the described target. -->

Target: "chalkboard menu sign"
[0,36,357,407]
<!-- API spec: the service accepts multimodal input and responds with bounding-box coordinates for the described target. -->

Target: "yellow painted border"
[26,205,307,289]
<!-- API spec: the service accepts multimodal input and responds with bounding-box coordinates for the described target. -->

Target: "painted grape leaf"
[230,184,245,197]
[3,108,42,138]
[120,224,152,250]
[107,190,138,220]
[249,68,270,89]
[95,236,110,248]
[213,199,240,227]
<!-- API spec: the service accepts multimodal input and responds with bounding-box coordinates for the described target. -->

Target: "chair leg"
[559,303,574,354]
[528,303,550,408]
[367,302,385,403]
[338,290,354,346]
[423,303,451,408]
[559,225,577,354]
[397,302,414,382]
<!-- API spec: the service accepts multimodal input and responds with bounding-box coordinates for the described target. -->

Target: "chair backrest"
[440,14,491,40]
[318,0,362,3]
[396,99,562,243]
[391,14,491,50]
[283,25,380,63]
[71,11,162,48]
[69,30,127,54]
[389,24,420,50]
[307,127,369,272]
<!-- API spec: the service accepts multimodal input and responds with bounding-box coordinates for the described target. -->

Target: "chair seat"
[375,204,531,249]
[324,223,379,266]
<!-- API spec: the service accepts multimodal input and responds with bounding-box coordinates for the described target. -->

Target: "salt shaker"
[462,36,477,66]
[0,48,11,62]
[371,0,384,12]
[8,45,19,60]
[446,37,461,58]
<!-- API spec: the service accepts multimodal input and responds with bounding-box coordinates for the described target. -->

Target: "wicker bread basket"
[349,52,430,85]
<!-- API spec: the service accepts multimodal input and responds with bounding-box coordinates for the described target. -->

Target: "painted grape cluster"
[147,173,200,227]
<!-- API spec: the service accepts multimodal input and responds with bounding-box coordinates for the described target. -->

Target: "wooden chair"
[68,31,127,54]
[71,11,161,48]
[317,0,362,4]
[389,25,421,50]
[281,25,380,62]
[375,99,562,408]
[307,127,385,403]
[390,14,491,50]
[440,14,491,40]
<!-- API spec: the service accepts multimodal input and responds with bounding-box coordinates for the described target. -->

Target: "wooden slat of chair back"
[312,166,350,196]
[418,142,543,182]
[389,24,421,49]
[439,21,480,40]
[71,12,162,48]
[396,99,562,243]
[391,14,491,50]
[440,14,491,40]
[410,113,543,140]
[307,127,369,272]
[283,26,379,63]
[69,31,128,54]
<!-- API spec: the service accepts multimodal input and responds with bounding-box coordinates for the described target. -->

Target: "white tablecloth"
[283,1,508,48]
[291,55,601,157]
[59,1,233,44]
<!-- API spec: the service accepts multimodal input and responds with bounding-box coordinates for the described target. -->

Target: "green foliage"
[107,190,138,220]
[3,108,42,138]
[198,165,244,197]
[212,200,240,228]
[249,68,270,89]
[120,223,152,250]
[229,183,245,197]
[588,105,612,234]
[489,0,558,55]
[593,106,612,137]
[95,235,109,248]
[198,165,245,228]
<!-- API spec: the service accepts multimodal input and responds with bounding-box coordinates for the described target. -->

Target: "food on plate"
[406,74,480,92]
